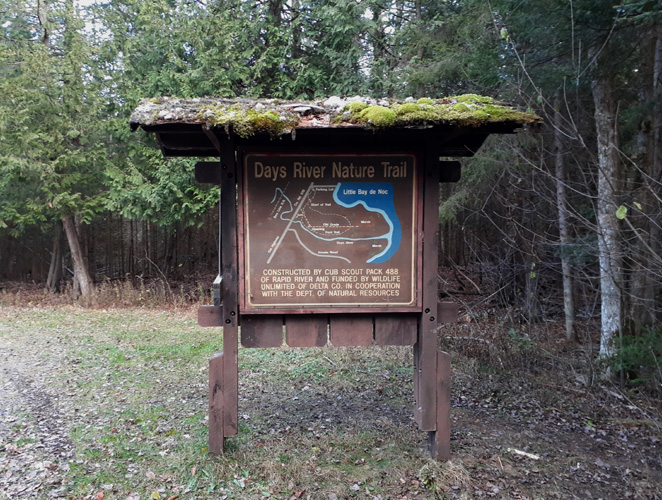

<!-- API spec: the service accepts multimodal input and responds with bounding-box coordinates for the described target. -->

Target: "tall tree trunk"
[371,5,387,96]
[415,0,424,97]
[554,95,576,342]
[46,221,63,292]
[62,215,95,305]
[129,218,135,277]
[646,25,662,327]
[524,260,540,323]
[626,25,662,334]
[653,24,662,185]
[37,0,49,46]
[648,23,662,327]
[120,215,125,276]
[592,76,622,358]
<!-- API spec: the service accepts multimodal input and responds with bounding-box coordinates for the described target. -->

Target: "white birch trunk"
[592,77,622,358]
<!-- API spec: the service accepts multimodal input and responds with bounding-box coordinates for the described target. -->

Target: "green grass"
[0,306,447,499]
[15,437,36,447]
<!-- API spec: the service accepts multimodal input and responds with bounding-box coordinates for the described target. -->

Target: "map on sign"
[267,182,400,265]
[242,154,418,311]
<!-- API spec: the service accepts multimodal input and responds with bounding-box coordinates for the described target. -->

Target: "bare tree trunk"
[62,215,95,305]
[592,77,622,359]
[653,25,662,186]
[647,25,662,327]
[46,221,63,292]
[129,218,135,277]
[524,260,540,323]
[554,95,576,342]
[37,0,49,46]
[415,0,424,97]
[120,216,125,276]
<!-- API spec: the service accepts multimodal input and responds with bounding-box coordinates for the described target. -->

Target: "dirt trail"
[1,341,74,498]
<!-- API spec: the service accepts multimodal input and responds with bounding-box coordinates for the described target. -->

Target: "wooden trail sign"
[130,95,541,460]
[241,153,419,312]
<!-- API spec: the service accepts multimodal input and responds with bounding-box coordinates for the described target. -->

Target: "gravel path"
[0,331,74,498]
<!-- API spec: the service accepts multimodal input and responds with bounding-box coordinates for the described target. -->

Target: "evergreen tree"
[0,0,107,303]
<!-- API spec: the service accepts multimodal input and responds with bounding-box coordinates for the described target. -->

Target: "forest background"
[0,0,661,383]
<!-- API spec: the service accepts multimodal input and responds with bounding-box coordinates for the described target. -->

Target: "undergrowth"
[607,327,662,388]
[0,276,214,309]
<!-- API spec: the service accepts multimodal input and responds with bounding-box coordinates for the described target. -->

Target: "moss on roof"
[130,95,542,138]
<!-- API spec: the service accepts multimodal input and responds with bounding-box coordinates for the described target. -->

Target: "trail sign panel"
[241,154,419,312]
[133,96,540,461]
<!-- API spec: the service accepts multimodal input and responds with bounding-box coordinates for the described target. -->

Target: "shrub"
[608,328,662,387]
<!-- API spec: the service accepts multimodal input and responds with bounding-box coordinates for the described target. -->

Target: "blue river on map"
[333,182,400,263]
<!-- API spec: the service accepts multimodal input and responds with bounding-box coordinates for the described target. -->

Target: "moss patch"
[198,104,299,138]
[345,101,369,113]
[451,94,494,104]
[131,94,542,136]
[341,94,540,129]
[356,105,396,127]
[395,103,423,114]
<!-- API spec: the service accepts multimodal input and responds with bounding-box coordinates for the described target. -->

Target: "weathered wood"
[413,343,421,427]
[329,315,373,346]
[437,302,458,324]
[414,150,441,431]
[438,160,461,183]
[241,316,283,348]
[234,305,419,315]
[220,134,239,441]
[239,153,419,315]
[429,350,452,460]
[285,315,328,347]
[198,305,224,327]
[195,161,222,184]
[208,352,224,454]
[132,97,539,159]
[374,315,417,345]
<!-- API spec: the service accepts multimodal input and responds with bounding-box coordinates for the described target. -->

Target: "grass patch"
[0,306,446,499]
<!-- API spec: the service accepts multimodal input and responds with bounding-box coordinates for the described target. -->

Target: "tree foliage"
[0,0,660,368]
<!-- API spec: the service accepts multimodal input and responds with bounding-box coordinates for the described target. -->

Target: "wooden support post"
[414,152,441,431]
[220,135,239,442]
[208,352,224,454]
[207,133,239,454]
[429,350,451,460]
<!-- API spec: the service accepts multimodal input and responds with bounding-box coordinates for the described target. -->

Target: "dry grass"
[0,276,214,310]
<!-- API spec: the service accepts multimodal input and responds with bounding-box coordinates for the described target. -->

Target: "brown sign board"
[239,153,421,313]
